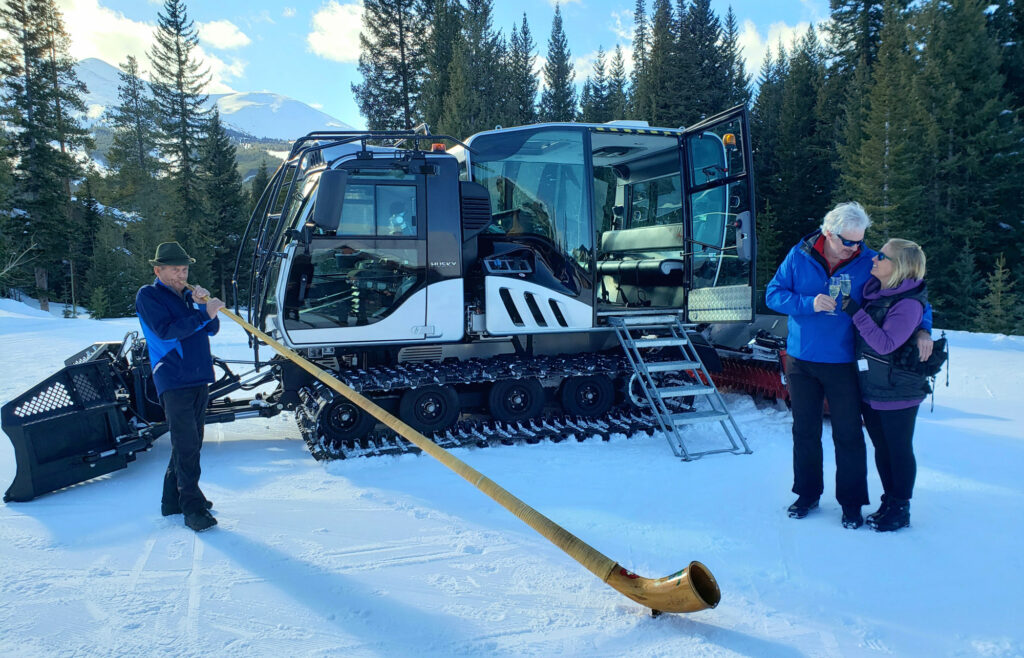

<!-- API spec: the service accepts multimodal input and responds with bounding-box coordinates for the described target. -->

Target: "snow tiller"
[5,106,788,504]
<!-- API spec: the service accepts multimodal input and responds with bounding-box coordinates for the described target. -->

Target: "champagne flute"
[840,274,852,300]
[828,276,841,315]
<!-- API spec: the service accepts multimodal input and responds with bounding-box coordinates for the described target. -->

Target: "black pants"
[786,356,869,507]
[160,385,209,515]
[861,403,918,501]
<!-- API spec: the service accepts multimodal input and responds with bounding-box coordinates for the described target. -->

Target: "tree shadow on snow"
[203,529,473,655]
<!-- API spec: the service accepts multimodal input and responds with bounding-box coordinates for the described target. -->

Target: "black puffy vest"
[855,282,931,402]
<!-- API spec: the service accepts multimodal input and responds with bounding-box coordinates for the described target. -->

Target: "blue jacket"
[135,279,220,397]
[766,231,932,363]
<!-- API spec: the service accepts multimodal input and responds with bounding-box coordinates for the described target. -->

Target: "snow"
[1,299,1023,657]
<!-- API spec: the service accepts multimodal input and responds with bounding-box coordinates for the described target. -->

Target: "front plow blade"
[2,360,157,502]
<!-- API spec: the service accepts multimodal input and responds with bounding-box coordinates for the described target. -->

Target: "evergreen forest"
[1,0,1021,333]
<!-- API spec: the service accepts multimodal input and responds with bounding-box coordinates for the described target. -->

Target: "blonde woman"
[842,239,929,532]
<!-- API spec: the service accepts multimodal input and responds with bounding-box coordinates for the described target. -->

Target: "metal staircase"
[608,313,752,460]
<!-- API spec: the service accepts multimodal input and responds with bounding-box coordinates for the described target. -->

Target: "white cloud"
[199,50,246,93]
[283,7,296,18]
[610,10,632,42]
[738,19,812,75]
[53,0,241,94]
[307,1,363,64]
[198,20,251,50]
[310,102,324,110]
[56,0,156,71]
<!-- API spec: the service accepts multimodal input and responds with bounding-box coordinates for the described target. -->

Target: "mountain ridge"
[75,57,356,141]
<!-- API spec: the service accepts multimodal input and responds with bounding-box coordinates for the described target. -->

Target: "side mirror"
[734,210,753,262]
[312,169,348,233]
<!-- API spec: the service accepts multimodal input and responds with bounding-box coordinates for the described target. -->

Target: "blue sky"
[56,0,829,130]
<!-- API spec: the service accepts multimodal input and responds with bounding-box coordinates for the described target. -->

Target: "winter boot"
[787,496,819,519]
[871,499,910,532]
[866,495,891,526]
[184,509,218,532]
[841,505,864,529]
[162,498,213,517]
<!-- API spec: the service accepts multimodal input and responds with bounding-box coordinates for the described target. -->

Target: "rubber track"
[293,352,696,461]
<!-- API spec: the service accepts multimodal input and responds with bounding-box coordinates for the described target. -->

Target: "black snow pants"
[785,356,869,507]
[861,403,919,501]
[160,385,210,515]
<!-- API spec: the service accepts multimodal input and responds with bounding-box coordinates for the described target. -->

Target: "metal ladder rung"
[645,360,703,372]
[655,385,716,398]
[612,314,682,326]
[628,337,689,348]
[608,312,751,460]
[669,410,731,425]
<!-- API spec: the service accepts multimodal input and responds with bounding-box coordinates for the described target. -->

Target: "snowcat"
[3,106,782,504]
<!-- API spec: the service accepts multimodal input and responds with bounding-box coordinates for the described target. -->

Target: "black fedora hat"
[149,242,196,266]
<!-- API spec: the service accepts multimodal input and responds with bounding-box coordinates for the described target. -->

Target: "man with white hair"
[766,202,933,530]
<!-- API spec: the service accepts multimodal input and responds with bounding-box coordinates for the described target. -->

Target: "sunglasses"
[876,252,890,262]
[836,233,864,248]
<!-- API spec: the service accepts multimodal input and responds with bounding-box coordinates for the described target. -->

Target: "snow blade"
[2,359,156,502]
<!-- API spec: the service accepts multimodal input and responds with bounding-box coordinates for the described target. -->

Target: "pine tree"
[842,1,923,243]
[721,6,751,108]
[438,0,503,137]
[942,240,984,331]
[249,159,270,214]
[629,0,650,118]
[755,200,784,312]
[580,47,611,123]
[751,45,786,216]
[682,0,725,122]
[638,0,681,125]
[0,0,91,310]
[352,0,430,131]
[85,215,141,318]
[420,0,461,131]
[539,4,577,122]
[607,45,629,119]
[976,254,1020,334]
[990,0,1024,107]
[105,55,161,215]
[148,0,209,247]
[773,28,833,249]
[913,0,1024,325]
[198,109,246,299]
[505,13,539,127]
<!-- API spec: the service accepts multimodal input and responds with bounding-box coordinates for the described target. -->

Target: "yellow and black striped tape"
[591,126,680,136]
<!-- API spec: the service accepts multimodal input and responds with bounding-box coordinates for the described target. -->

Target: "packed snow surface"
[1,298,1022,657]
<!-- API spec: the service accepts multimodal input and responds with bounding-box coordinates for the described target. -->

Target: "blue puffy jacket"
[766,231,932,363]
[135,279,220,396]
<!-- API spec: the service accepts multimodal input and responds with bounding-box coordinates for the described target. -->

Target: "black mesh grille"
[13,382,74,418]
[72,372,102,404]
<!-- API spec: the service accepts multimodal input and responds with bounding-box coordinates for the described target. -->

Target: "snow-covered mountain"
[74,58,355,140]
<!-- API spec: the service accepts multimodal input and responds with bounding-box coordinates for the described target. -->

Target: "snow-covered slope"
[75,58,354,139]
[1,300,1022,656]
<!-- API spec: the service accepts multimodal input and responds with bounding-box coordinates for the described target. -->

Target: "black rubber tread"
[296,351,699,461]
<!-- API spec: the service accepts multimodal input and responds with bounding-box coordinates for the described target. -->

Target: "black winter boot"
[871,499,910,532]
[162,498,213,517]
[841,505,863,529]
[787,496,819,519]
[184,509,218,532]
[866,495,891,526]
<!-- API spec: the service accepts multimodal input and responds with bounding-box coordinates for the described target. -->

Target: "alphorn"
[191,286,721,614]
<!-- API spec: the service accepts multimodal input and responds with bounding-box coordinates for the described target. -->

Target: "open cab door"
[681,106,756,323]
